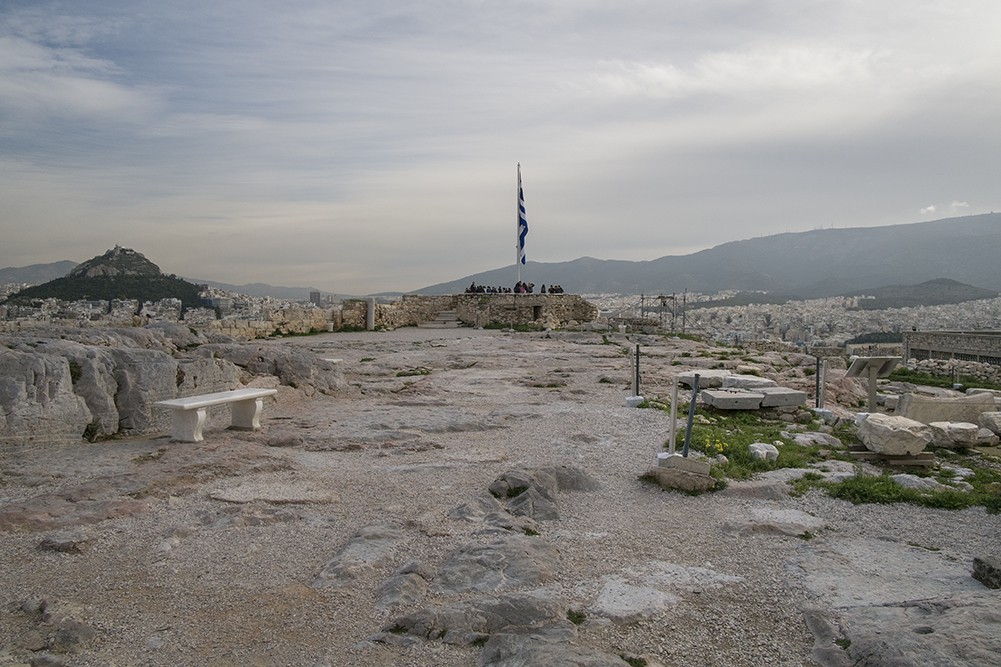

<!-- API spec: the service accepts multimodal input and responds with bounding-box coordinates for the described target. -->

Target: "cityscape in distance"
[2,213,1000,350]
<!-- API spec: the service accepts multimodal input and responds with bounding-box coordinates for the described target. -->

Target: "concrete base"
[812,408,835,423]
[897,392,997,425]
[646,466,715,493]
[657,453,711,476]
[624,395,645,408]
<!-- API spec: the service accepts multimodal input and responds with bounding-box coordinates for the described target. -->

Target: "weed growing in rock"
[396,367,432,377]
[816,470,1001,512]
[685,409,823,480]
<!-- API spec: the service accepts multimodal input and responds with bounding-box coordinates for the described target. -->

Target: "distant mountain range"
[0,261,76,285]
[3,213,999,300]
[417,212,1001,298]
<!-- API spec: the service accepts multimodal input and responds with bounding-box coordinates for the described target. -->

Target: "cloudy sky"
[2,1,999,294]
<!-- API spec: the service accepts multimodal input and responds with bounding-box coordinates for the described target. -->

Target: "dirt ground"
[2,329,999,666]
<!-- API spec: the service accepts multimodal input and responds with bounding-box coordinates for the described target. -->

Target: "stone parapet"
[340,294,598,330]
[903,331,1001,365]
[905,357,1001,386]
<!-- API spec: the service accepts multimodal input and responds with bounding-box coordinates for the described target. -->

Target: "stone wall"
[341,294,598,330]
[202,306,332,340]
[903,331,1001,365]
[905,357,1001,386]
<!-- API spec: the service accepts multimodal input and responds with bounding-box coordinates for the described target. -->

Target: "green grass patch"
[823,471,999,512]
[682,409,824,480]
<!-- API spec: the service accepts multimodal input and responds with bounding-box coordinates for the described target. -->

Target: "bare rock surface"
[2,328,1000,666]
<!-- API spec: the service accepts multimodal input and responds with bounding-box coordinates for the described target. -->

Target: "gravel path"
[2,329,998,666]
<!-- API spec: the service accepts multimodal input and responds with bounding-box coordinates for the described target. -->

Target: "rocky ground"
[1,328,999,666]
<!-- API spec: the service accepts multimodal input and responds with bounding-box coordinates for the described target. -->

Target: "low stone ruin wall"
[906,357,1001,386]
[342,294,598,330]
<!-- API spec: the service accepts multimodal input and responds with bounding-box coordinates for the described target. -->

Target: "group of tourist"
[464,281,566,294]
[515,281,566,294]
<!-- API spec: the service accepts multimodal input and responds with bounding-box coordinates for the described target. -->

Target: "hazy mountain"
[0,260,76,285]
[845,278,997,310]
[415,213,1001,297]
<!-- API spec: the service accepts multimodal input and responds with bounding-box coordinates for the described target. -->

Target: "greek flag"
[517,164,528,265]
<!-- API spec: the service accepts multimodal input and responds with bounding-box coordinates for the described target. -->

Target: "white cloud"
[920,205,937,215]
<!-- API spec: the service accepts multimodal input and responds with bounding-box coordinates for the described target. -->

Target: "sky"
[2,1,1000,294]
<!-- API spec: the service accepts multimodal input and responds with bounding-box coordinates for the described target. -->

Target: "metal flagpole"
[516,163,521,285]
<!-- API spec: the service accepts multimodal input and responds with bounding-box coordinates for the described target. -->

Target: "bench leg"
[231,397,265,430]
[171,408,207,442]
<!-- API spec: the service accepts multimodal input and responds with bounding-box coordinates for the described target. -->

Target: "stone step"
[417,310,461,328]
[417,321,461,328]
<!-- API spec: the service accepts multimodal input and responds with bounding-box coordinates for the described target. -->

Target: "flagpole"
[516,163,522,285]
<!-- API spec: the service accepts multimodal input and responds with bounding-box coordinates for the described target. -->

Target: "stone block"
[657,453,711,476]
[676,369,730,389]
[759,387,807,408]
[645,466,715,493]
[978,412,1001,436]
[941,422,981,448]
[701,389,764,410]
[749,442,779,461]
[857,413,932,455]
[967,387,1001,400]
[972,556,1001,589]
[978,428,1000,446]
[722,374,778,390]
[896,392,996,425]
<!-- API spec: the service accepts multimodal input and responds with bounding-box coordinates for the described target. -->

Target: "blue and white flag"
[517,164,528,265]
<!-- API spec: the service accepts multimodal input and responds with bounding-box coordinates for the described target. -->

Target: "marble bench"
[155,388,278,442]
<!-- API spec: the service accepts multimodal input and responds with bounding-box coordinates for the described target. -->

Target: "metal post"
[815,357,821,408]
[868,363,878,412]
[682,373,700,457]
[682,289,687,333]
[633,344,641,397]
[820,359,828,409]
[668,379,678,455]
